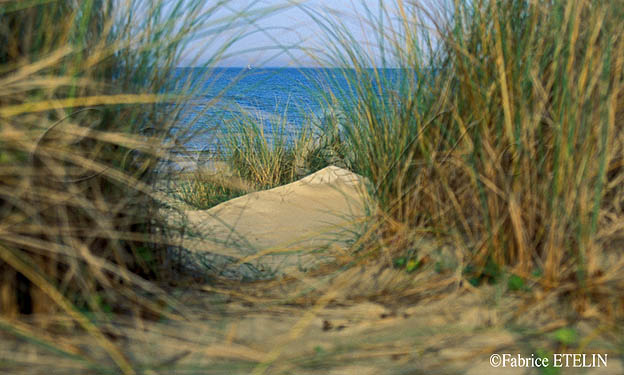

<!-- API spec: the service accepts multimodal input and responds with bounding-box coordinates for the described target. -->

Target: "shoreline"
[157,149,228,174]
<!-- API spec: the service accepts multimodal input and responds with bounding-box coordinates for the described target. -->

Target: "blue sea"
[172,67,351,152]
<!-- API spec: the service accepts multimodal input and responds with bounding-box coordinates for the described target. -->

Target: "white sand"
[166,166,370,278]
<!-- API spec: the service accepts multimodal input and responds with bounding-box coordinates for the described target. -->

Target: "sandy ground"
[3,287,622,375]
[2,166,621,374]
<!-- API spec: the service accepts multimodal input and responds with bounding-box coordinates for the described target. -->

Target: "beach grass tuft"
[174,169,252,210]
[220,103,319,189]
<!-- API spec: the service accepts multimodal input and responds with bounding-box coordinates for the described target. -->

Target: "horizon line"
[177,65,400,69]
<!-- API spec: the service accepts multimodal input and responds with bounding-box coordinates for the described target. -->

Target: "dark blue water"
[171,67,348,152]
[169,67,409,153]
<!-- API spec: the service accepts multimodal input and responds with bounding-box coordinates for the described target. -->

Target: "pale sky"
[181,0,413,67]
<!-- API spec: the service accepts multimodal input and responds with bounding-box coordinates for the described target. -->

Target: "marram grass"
[0,0,276,373]
[308,0,624,316]
[220,103,318,189]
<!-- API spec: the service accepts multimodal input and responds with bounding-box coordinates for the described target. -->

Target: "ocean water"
[172,67,350,152]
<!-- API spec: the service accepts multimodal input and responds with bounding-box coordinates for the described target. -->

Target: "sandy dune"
[166,166,371,278]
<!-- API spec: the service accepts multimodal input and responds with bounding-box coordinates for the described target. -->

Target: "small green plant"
[405,259,421,273]
[551,328,578,347]
[393,257,407,268]
[393,256,421,273]
[463,257,503,286]
[508,274,527,291]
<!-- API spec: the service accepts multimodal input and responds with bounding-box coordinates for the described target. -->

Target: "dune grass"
[174,169,252,210]
[176,99,355,211]
[216,91,361,192]
[305,0,624,316]
[0,0,282,373]
[219,103,318,189]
